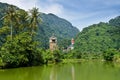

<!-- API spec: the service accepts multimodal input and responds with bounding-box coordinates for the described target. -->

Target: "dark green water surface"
[0,61,120,80]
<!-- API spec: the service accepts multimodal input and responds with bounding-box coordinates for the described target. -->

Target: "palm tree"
[29,7,41,36]
[15,9,29,33]
[2,5,17,40]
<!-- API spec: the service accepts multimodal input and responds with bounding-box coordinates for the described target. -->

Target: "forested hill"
[0,2,79,48]
[39,13,78,38]
[75,16,120,53]
[38,13,79,48]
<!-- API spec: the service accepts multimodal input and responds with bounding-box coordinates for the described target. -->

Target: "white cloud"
[0,0,64,15]
[0,0,38,10]
[0,0,20,4]
[38,3,64,15]
[0,0,119,30]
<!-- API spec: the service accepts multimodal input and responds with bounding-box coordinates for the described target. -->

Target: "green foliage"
[0,2,79,68]
[42,50,62,64]
[36,13,79,48]
[0,26,10,35]
[42,50,53,63]
[52,50,62,62]
[0,26,10,45]
[75,17,120,54]
[58,38,71,50]
[0,6,45,68]
[0,2,78,68]
[109,16,120,27]
[113,53,120,62]
[0,2,79,49]
[62,50,82,59]
[29,7,40,35]
[63,50,101,60]
[103,49,120,61]
[0,32,44,68]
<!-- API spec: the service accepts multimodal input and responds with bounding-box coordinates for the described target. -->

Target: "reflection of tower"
[50,66,57,80]
[49,35,57,51]
[71,38,74,50]
[71,65,75,80]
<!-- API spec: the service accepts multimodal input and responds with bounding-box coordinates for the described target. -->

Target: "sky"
[0,0,120,31]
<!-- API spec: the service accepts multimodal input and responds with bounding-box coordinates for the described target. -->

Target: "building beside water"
[49,35,58,51]
[67,38,75,51]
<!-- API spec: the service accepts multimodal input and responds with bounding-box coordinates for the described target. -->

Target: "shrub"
[103,49,119,61]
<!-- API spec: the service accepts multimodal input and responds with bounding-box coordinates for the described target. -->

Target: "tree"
[0,7,44,68]
[14,9,29,34]
[103,49,119,61]
[0,26,10,45]
[0,32,44,68]
[29,7,41,36]
[2,5,18,40]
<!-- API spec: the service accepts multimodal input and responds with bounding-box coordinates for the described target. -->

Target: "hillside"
[0,2,79,49]
[37,13,79,48]
[75,16,120,53]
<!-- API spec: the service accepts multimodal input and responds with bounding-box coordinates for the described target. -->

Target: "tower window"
[52,39,56,43]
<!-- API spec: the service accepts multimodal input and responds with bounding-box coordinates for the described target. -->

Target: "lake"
[0,61,120,80]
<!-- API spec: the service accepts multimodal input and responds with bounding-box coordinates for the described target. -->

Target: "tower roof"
[50,36,57,39]
[49,34,57,43]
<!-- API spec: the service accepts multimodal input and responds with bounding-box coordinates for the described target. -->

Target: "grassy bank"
[61,58,120,64]
[62,59,82,63]
[61,59,102,64]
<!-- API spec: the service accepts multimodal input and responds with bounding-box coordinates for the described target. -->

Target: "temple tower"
[49,35,57,51]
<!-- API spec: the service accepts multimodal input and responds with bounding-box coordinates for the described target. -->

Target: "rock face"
[0,2,79,48]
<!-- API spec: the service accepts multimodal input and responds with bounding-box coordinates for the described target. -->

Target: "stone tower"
[49,35,57,51]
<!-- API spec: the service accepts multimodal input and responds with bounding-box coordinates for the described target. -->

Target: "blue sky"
[0,0,120,30]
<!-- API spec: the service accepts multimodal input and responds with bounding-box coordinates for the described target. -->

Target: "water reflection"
[50,65,57,80]
[71,65,75,80]
[49,64,76,80]
[0,61,120,80]
[0,66,44,80]
[103,61,115,68]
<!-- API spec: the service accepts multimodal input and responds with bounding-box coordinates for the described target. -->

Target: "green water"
[0,61,120,80]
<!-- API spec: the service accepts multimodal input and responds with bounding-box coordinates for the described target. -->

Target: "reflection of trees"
[0,64,77,80]
[103,61,115,68]
[0,66,44,80]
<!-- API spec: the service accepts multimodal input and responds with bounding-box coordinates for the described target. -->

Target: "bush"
[103,49,119,61]
[42,50,62,64]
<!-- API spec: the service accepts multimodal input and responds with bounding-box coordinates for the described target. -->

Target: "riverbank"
[62,59,86,63]
[1,56,120,69]
[61,58,120,64]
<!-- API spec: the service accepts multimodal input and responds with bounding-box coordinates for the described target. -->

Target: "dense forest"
[74,16,120,53]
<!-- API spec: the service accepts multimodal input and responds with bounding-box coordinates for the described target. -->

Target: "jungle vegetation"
[73,16,120,61]
[0,2,120,68]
